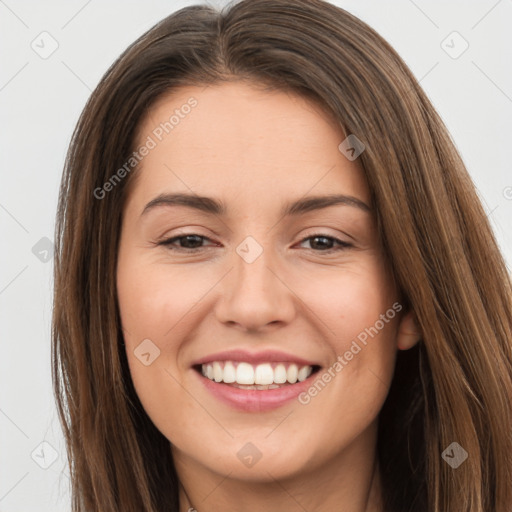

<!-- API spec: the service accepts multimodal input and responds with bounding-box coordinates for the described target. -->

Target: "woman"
[52,0,512,510]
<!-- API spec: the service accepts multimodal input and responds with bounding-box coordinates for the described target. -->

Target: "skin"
[116,81,420,512]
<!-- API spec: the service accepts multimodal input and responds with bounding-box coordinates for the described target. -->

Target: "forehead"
[128,81,370,212]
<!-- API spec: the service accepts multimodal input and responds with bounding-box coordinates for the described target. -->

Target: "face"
[116,81,413,482]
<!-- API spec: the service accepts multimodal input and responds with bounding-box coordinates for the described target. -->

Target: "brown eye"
[298,234,352,253]
[158,234,215,252]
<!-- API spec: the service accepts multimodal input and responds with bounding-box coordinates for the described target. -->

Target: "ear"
[396,310,421,350]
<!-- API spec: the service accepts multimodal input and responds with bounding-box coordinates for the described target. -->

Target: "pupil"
[182,235,202,248]
[312,236,331,250]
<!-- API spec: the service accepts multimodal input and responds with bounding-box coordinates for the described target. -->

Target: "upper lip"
[191,349,321,367]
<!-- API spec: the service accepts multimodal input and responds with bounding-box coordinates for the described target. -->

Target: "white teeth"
[254,363,274,385]
[274,364,287,384]
[213,362,223,382]
[200,361,315,386]
[287,364,298,384]
[236,362,255,384]
[298,366,312,382]
[223,361,236,383]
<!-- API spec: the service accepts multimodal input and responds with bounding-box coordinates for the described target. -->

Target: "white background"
[1,1,511,510]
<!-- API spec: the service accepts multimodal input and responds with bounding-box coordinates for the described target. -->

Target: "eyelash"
[156,233,352,254]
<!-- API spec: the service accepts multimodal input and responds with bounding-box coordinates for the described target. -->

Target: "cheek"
[117,255,202,345]
[116,254,190,429]
[296,258,398,423]
[302,256,397,348]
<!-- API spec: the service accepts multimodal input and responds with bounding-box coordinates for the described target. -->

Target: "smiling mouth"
[193,361,322,390]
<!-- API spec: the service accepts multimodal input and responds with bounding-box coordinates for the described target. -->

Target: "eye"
[297,234,352,253]
[157,234,215,253]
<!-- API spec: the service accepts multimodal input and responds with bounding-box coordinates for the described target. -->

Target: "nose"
[215,240,296,333]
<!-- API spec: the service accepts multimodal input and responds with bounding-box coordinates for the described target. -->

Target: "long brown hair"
[52,0,512,510]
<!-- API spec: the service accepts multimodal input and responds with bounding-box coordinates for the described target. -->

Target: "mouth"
[193,361,322,389]
[192,361,322,411]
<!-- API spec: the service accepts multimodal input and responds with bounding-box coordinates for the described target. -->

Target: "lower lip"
[195,369,318,412]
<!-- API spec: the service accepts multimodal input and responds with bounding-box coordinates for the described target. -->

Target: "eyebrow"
[140,192,371,218]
